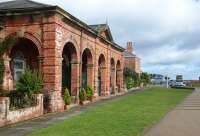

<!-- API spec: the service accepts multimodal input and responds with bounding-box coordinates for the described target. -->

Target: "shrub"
[79,88,87,102]
[124,68,140,88]
[0,89,9,97]
[8,90,37,110]
[8,68,43,110]
[125,76,135,89]
[16,68,43,96]
[85,86,94,100]
[63,88,71,105]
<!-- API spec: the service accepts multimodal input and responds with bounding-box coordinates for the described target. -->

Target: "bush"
[125,76,135,89]
[79,88,87,102]
[124,68,140,89]
[63,88,71,105]
[140,72,150,86]
[16,68,43,96]
[85,86,94,100]
[8,91,37,110]
[0,89,9,97]
[8,68,43,110]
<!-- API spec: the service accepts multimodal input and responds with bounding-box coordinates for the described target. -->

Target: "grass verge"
[28,87,192,136]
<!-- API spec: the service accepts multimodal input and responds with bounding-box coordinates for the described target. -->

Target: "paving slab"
[144,88,200,136]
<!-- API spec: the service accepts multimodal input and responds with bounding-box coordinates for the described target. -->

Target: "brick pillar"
[0,97,9,120]
[42,46,64,112]
[37,56,44,73]
[116,69,124,93]
[100,67,108,96]
[87,64,94,88]
[71,61,80,104]
[111,68,116,94]
[2,55,13,91]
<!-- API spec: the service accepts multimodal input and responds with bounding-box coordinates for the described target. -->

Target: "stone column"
[71,61,80,104]
[116,69,123,93]
[100,66,108,96]
[2,55,13,91]
[111,67,116,94]
[37,56,44,73]
[87,64,94,88]
[0,97,9,120]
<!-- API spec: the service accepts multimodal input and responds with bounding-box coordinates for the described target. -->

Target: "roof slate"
[0,0,125,51]
[89,24,114,42]
[0,0,52,10]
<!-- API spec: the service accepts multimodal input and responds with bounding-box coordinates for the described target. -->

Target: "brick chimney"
[126,42,134,53]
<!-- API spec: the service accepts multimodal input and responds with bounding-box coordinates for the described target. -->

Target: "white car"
[174,81,186,87]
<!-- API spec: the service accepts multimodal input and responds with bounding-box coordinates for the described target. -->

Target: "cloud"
[1,0,200,79]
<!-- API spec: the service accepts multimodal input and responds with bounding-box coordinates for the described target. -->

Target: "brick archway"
[62,42,79,99]
[81,48,94,88]
[3,36,41,91]
[5,32,42,56]
[98,54,106,96]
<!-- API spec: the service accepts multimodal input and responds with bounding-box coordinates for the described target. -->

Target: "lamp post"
[166,74,169,88]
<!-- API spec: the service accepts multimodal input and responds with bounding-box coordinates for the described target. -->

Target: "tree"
[124,68,140,88]
[140,72,150,86]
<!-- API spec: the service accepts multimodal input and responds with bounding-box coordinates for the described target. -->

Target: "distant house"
[176,75,183,81]
[151,74,165,84]
[123,42,141,74]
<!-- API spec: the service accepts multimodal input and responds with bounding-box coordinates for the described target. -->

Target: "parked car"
[174,81,186,87]
[169,80,176,87]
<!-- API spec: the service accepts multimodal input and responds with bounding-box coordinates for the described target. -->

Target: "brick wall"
[0,94,43,127]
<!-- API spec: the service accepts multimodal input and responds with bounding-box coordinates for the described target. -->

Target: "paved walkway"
[144,88,200,136]
[0,88,141,136]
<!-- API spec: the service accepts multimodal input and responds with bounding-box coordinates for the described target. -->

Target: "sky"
[2,0,200,80]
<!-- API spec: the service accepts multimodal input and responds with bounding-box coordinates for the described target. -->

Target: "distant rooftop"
[123,51,136,58]
[89,24,114,42]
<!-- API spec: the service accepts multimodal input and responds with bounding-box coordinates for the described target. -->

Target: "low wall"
[0,94,43,127]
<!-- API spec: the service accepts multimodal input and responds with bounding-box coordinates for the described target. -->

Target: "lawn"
[192,83,200,88]
[28,87,192,136]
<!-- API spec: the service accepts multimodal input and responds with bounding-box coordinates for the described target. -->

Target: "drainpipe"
[80,29,83,91]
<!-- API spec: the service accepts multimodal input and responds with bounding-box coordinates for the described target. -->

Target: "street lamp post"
[166,74,169,88]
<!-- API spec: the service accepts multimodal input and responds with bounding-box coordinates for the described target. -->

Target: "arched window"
[13,51,25,81]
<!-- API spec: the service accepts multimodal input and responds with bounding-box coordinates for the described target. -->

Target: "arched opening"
[82,48,93,88]
[10,38,40,82]
[116,60,122,93]
[62,42,78,96]
[98,54,106,96]
[110,58,115,94]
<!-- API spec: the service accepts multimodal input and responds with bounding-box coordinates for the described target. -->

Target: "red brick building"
[0,0,125,112]
[124,42,141,74]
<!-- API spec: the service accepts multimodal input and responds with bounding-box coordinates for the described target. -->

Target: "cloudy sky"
[2,0,200,79]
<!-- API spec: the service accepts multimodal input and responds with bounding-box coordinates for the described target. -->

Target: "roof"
[123,51,137,58]
[89,24,114,42]
[0,0,125,52]
[0,0,52,10]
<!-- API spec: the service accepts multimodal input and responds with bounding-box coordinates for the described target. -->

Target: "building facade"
[124,42,141,74]
[0,0,125,112]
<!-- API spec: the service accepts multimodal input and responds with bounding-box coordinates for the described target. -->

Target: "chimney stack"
[126,42,134,53]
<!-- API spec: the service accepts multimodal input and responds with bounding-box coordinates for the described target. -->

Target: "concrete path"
[0,88,142,136]
[144,88,200,136]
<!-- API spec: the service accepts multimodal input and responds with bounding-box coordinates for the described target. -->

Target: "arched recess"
[82,48,93,88]
[98,54,106,96]
[116,60,122,93]
[110,58,116,94]
[62,42,79,96]
[4,37,40,90]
